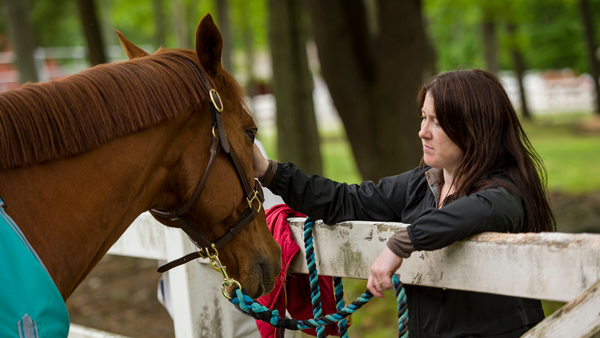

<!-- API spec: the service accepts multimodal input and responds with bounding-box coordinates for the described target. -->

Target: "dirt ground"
[66,191,600,338]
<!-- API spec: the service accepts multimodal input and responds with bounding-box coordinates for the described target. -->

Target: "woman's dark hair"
[417,69,555,233]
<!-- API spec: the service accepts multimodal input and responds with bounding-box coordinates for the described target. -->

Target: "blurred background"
[1,0,600,337]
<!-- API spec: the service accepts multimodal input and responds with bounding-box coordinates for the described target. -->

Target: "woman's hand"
[367,246,404,298]
[253,143,270,179]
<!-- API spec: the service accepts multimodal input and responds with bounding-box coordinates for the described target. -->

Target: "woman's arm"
[408,185,524,251]
[253,145,414,224]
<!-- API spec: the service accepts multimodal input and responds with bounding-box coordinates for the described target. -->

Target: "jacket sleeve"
[407,185,524,251]
[267,162,415,224]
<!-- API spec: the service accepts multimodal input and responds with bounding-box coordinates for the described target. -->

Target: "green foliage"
[108,0,158,48]
[29,0,83,47]
[424,0,600,74]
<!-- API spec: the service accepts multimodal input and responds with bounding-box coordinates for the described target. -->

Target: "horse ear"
[116,30,149,59]
[195,14,223,76]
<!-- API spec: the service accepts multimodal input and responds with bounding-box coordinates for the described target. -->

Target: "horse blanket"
[0,198,70,337]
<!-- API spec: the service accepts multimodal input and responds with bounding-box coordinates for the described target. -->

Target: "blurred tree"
[152,0,166,47]
[307,0,431,181]
[29,0,83,47]
[98,0,117,48]
[2,0,40,83]
[268,0,322,175]
[507,23,531,120]
[579,0,600,114]
[172,0,190,49]
[216,0,232,72]
[481,5,499,74]
[76,0,107,65]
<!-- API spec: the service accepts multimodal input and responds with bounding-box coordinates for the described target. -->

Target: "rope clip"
[205,244,242,299]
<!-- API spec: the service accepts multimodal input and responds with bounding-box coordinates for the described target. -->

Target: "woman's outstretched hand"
[367,246,404,298]
[253,143,270,179]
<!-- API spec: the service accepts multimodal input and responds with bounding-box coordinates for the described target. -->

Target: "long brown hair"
[417,69,555,233]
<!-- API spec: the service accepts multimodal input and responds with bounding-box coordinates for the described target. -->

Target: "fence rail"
[69,213,600,338]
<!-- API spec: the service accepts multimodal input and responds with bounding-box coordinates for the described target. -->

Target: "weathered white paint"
[68,324,130,338]
[522,279,600,338]
[163,228,234,338]
[286,218,600,303]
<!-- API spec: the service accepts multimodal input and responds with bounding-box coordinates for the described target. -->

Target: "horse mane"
[0,49,248,169]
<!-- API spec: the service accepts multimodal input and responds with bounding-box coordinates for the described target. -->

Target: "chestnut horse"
[0,14,280,337]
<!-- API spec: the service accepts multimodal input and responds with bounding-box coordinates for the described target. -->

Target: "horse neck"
[0,112,192,299]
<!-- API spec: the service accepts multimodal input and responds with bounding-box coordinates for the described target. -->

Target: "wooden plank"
[522,279,600,338]
[287,218,600,302]
[107,213,167,260]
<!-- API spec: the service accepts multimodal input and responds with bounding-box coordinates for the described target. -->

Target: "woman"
[253,69,555,337]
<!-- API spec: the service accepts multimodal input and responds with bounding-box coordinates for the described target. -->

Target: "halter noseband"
[149,58,264,273]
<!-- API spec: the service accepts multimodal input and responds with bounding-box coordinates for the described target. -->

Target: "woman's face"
[418,92,464,175]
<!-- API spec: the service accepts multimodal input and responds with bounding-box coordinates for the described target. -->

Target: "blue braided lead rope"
[303,219,327,338]
[393,274,409,338]
[228,218,409,337]
[334,277,349,338]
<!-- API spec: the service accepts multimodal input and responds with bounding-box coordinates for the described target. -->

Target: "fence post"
[163,227,234,338]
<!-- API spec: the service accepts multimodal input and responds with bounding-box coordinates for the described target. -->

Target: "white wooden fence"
[69,213,600,338]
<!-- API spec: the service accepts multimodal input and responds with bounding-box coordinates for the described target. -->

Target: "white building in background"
[501,70,596,114]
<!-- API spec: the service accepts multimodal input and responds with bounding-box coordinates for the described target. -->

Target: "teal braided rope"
[303,219,326,338]
[229,287,373,331]
[228,218,409,337]
[393,274,409,338]
[333,277,348,338]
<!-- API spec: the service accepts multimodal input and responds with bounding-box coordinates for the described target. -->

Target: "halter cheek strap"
[149,57,264,273]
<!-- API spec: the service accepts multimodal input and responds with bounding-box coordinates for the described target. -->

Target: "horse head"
[118,15,280,299]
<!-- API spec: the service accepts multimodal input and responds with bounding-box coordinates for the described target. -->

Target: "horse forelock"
[0,49,246,170]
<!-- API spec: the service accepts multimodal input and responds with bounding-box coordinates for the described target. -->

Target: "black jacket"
[267,162,545,338]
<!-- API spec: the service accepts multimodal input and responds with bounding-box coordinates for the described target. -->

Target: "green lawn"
[257,112,600,336]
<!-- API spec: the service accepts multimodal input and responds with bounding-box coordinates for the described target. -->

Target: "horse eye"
[246,130,256,143]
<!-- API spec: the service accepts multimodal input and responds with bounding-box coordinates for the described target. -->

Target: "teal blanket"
[0,199,70,337]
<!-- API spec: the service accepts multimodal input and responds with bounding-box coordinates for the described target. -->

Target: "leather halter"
[149,58,264,273]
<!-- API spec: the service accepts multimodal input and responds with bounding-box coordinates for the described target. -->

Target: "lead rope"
[227,218,409,337]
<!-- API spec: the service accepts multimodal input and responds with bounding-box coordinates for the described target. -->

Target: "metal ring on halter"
[209,89,224,112]
[247,190,263,213]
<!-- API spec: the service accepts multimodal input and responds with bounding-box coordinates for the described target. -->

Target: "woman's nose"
[418,122,429,139]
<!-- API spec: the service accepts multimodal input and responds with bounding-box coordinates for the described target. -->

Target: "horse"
[0,14,280,337]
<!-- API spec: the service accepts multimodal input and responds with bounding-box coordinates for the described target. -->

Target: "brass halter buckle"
[204,244,242,299]
[247,190,263,213]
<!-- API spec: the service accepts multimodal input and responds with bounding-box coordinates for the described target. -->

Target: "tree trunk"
[172,0,190,49]
[269,0,322,175]
[216,0,233,72]
[579,0,600,115]
[507,23,531,120]
[307,0,425,181]
[2,0,39,84]
[76,0,107,66]
[98,0,117,48]
[481,7,499,74]
[152,0,167,48]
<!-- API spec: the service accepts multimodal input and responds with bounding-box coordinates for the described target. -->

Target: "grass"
[257,112,600,335]
[521,113,600,193]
